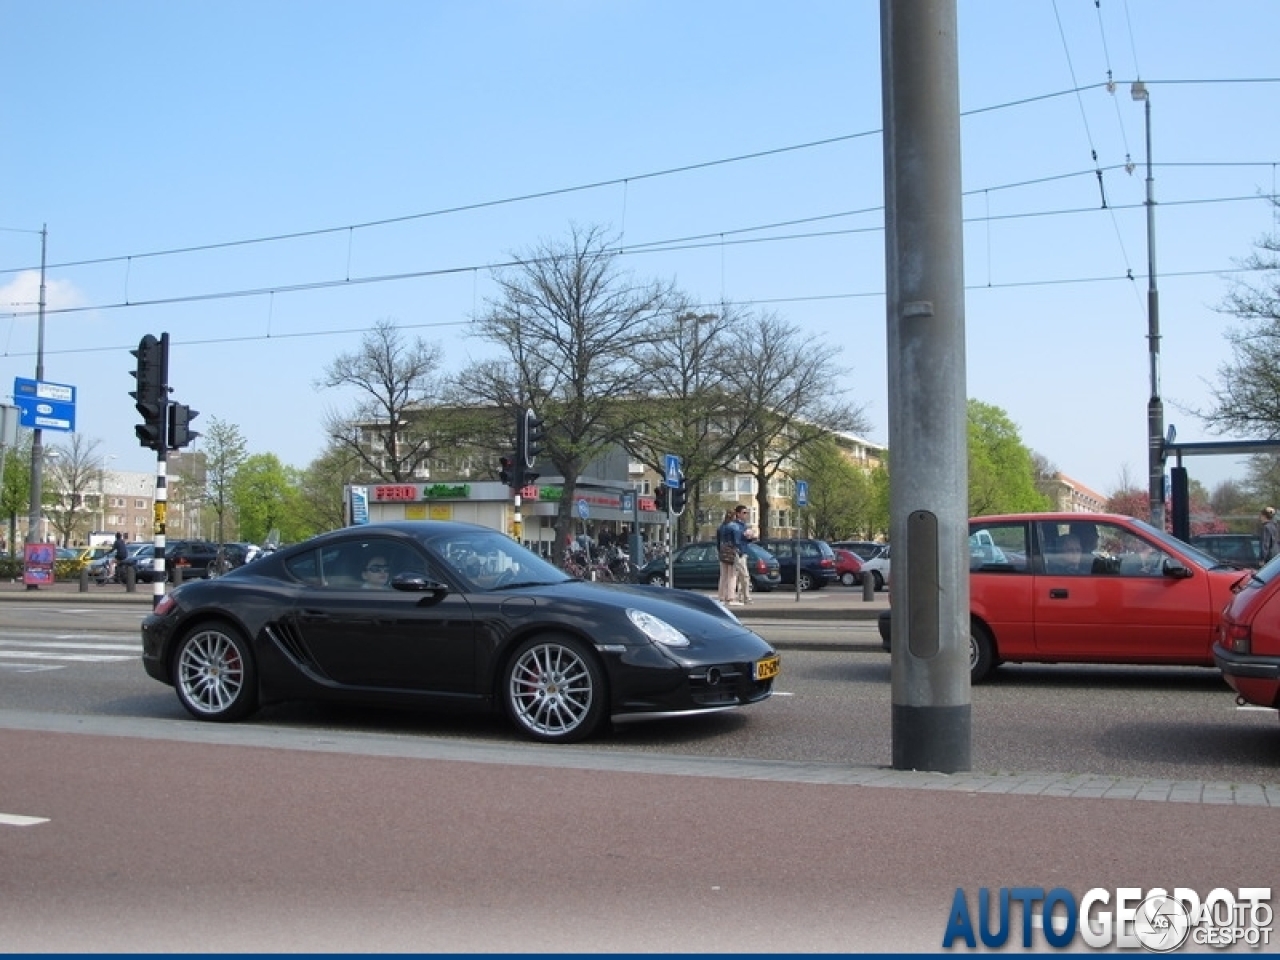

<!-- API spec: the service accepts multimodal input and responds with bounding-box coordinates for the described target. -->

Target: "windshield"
[421,528,570,591]
[1125,518,1225,569]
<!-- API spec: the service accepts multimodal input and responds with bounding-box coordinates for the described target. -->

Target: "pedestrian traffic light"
[655,486,668,512]
[130,333,168,451]
[521,407,545,468]
[168,403,200,449]
[670,475,688,516]
[499,456,515,486]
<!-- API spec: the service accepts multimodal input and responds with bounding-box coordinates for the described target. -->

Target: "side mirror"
[1163,560,1193,579]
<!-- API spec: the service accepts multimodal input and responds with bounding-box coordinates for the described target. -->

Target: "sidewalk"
[0,577,889,618]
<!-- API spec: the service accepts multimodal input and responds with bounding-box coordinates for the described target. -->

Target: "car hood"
[501,578,771,652]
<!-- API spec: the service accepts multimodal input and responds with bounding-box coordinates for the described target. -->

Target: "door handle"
[1048,588,1068,599]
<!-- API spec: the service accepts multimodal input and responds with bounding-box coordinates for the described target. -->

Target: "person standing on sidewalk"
[1260,507,1278,564]
[735,523,757,605]
[717,506,748,605]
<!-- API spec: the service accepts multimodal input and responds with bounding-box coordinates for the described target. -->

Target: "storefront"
[345,479,668,556]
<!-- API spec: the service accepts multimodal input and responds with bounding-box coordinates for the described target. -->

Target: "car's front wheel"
[645,571,667,586]
[840,571,857,587]
[503,633,606,744]
[172,621,258,722]
[872,570,885,591]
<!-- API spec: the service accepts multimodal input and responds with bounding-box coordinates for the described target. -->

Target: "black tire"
[797,570,815,592]
[172,621,259,722]
[970,621,996,683]
[840,571,857,587]
[646,571,667,586]
[872,571,885,591]
[503,633,607,744]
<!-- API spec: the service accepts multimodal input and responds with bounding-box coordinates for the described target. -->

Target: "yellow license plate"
[754,655,780,681]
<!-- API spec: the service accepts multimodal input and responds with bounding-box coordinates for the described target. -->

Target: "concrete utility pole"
[881,0,971,772]
[1131,81,1165,531]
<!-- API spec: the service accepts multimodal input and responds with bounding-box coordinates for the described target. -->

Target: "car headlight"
[626,608,690,647]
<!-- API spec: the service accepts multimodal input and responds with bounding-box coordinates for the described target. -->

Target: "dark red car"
[833,548,863,587]
[1214,558,1280,714]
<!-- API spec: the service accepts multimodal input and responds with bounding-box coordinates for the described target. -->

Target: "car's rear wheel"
[797,570,815,591]
[645,571,667,586]
[503,633,606,744]
[970,622,996,683]
[172,621,258,722]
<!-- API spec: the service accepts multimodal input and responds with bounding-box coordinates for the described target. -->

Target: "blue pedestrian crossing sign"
[664,454,682,488]
[796,480,809,507]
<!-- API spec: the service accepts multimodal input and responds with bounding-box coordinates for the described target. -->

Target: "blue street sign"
[796,480,809,507]
[13,377,76,433]
[664,453,681,488]
[621,491,635,513]
[577,498,590,520]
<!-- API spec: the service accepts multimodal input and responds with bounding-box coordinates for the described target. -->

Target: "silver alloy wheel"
[506,639,599,741]
[176,626,248,718]
[797,571,814,591]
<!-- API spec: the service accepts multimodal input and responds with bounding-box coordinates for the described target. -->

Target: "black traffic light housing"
[499,456,514,486]
[168,403,200,449]
[131,333,169,451]
[670,475,688,516]
[655,486,668,512]
[518,407,545,469]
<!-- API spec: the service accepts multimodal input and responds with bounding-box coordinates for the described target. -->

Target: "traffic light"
[498,456,515,486]
[655,486,668,512]
[130,333,168,451]
[520,407,545,469]
[670,475,688,516]
[168,403,200,449]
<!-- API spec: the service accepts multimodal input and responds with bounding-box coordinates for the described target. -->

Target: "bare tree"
[43,434,105,545]
[721,312,870,536]
[317,318,445,482]
[452,225,678,558]
[1195,201,1280,438]
[627,305,748,542]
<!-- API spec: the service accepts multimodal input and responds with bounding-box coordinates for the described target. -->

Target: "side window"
[685,544,712,563]
[284,548,323,586]
[969,521,1029,573]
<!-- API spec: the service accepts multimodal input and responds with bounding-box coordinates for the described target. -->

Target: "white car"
[860,543,890,591]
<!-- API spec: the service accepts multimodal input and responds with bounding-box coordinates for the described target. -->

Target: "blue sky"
[2,0,1277,499]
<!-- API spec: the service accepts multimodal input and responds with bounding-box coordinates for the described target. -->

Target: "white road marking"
[0,813,49,827]
[0,651,134,662]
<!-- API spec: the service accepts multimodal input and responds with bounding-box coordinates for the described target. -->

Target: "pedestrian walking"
[716,506,748,604]
[1259,507,1278,564]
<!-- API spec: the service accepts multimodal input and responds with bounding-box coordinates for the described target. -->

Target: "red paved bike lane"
[2,727,1272,953]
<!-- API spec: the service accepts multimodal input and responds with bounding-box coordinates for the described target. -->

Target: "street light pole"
[1132,81,1165,530]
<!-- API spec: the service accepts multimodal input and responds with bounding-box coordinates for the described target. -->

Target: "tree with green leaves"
[967,400,1050,516]
[792,435,875,541]
[230,453,305,544]
[318,318,446,483]
[298,442,364,535]
[200,417,249,545]
[0,432,33,553]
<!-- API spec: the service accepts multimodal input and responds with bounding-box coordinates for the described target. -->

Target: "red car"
[833,548,863,587]
[1215,559,1280,714]
[879,513,1251,682]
